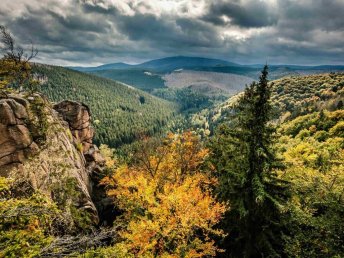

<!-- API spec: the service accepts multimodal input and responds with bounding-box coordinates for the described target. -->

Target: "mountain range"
[70,56,239,73]
[69,56,344,96]
[70,56,344,75]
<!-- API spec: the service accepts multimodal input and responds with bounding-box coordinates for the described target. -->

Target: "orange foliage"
[101,132,227,257]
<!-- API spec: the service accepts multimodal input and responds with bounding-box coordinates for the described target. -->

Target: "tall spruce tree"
[210,65,289,257]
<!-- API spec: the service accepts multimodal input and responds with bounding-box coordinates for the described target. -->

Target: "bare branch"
[0,25,38,63]
[0,25,40,92]
[40,228,119,257]
[0,25,15,55]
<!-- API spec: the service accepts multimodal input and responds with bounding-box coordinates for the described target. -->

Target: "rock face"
[53,101,94,153]
[0,97,39,174]
[0,94,105,226]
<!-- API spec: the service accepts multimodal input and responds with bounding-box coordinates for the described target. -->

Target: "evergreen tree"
[210,65,289,257]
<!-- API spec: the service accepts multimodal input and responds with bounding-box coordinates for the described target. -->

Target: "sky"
[0,0,343,66]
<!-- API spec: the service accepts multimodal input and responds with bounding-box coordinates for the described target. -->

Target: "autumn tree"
[210,65,289,257]
[101,132,227,257]
[0,25,38,92]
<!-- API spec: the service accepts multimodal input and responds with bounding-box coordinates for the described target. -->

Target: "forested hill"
[271,72,344,120]
[190,72,344,135]
[33,64,178,147]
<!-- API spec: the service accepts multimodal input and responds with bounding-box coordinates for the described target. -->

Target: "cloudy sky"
[0,0,343,66]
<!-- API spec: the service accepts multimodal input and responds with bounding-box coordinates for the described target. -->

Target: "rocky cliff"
[0,93,105,226]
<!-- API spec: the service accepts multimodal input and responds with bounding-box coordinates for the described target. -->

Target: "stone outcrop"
[0,94,105,226]
[0,97,39,174]
[54,101,94,153]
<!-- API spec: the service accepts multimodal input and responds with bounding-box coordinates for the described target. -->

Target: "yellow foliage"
[277,111,344,256]
[329,120,344,137]
[101,132,227,257]
[100,144,117,169]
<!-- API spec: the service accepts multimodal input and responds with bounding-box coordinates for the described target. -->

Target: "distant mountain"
[69,62,132,72]
[70,56,239,73]
[70,56,344,76]
[135,56,239,72]
[69,57,344,96]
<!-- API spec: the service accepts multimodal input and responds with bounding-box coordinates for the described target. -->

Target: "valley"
[70,57,344,117]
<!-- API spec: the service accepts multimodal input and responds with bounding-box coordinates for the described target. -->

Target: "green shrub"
[314,130,329,141]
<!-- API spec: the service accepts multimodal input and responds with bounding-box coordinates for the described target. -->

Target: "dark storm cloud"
[80,0,222,50]
[0,0,343,66]
[115,14,221,49]
[203,0,278,28]
[280,0,344,31]
[0,1,130,65]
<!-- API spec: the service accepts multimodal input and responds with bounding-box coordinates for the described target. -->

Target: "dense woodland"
[33,65,178,147]
[271,73,344,119]
[277,110,344,257]
[90,69,166,92]
[0,27,344,257]
[190,72,344,137]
